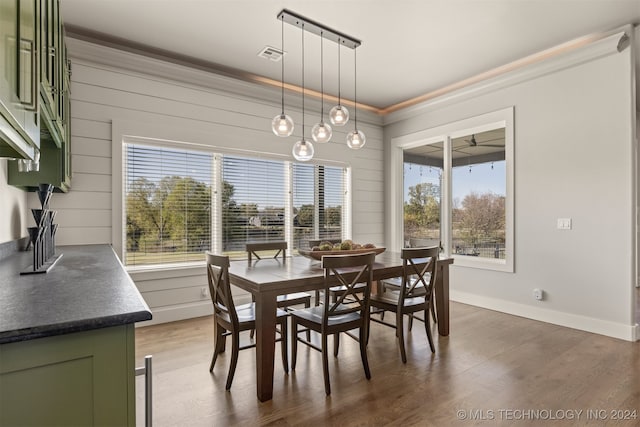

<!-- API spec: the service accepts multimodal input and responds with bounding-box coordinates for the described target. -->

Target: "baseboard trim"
[450,290,637,342]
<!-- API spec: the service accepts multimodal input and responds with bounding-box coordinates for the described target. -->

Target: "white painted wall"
[384,32,637,340]
[0,160,27,244]
[47,37,384,325]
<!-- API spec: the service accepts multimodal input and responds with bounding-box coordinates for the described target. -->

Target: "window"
[451,129,506,260]
[392,107,514,272]
[220,156,286,256]
[124,145,212,266]
[123,142,349,267]
[403,140,444,248]
[292,164,345,249]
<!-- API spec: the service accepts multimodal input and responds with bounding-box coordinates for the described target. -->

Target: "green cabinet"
[7,0,71,192]
[7,126,70,191]
[0,325,136,426]
[0,0,40,160]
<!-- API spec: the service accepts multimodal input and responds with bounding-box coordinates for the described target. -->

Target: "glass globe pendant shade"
[346,129,366,149]
[311,121,332,143]
[271,113,294,137]
[292,139,314,161]
[329,105,349,126]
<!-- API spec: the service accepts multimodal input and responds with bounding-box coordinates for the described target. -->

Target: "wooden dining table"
[228,250,454,401]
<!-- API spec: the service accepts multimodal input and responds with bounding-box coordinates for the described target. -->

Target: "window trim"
[390,107,515,272]
[112,122,352,270]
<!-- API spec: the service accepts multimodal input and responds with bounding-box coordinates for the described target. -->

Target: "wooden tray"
[298,247,386,260]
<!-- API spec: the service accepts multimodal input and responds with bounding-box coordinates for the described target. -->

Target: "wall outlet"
[200,286,208,298]
[533,288,544,301]
[557,218,572,230]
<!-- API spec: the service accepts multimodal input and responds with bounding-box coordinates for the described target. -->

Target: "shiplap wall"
[35,37,384,325]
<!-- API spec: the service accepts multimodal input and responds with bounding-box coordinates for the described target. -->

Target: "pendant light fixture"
[271,14,294,137]
[346,48,366,149]
[311,31,332,143]
[275,9,363,159]
[292,23,314,161]
[329,39,349,127]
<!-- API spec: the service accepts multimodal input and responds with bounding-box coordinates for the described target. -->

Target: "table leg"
[435,263,450,336]
[254,290,278,401]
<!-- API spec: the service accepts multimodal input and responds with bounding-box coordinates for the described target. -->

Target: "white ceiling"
[60,0,640,111]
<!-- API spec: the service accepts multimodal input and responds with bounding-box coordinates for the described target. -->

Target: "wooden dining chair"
[245,242,312,340]
[290,251,375,395]
[206,252,289,390]
[370,246,439,363]
[380,241,439,326]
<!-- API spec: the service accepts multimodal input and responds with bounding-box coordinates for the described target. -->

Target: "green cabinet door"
[0,0,40,159]
[8,0,71,192]
[0,325,137,426]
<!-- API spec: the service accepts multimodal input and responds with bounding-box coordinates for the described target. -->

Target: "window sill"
[126,261,207,281]
[452,254,513,273]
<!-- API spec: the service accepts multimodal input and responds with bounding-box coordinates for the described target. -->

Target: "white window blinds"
[292,164,345,250]
[124,144,212,266]
[123,142,349,266]
[220,155,286,256]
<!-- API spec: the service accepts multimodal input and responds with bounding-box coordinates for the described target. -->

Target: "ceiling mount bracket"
[277,9,361,49]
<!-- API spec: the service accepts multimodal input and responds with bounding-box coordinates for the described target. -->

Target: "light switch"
[557,218,572,230]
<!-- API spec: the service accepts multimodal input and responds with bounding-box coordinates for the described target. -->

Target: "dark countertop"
[0,244,152,344]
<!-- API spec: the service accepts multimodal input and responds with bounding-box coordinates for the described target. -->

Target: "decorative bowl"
[298,247,386,260]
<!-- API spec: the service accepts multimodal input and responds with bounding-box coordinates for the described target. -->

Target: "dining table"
[228,250,454,401]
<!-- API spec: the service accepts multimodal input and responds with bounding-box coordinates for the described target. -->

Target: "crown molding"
[66,24,634,127]
[383,26,633,125]
[65,35,383,126]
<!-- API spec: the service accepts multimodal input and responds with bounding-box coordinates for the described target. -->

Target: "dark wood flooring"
[135,302,639,426]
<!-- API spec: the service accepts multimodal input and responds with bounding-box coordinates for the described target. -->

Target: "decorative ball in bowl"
[298,240,385,260]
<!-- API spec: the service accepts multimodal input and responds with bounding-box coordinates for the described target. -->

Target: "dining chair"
[290,251,375,395]
[370,246,439,363]
[380,241,439,326]
[206,252,289,390]
[245,242,312,340]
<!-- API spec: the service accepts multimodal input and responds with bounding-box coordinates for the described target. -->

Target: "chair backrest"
[321,252,375,327]
[246,241,287,263]
[401,246,439,300]
[206,252,238,326]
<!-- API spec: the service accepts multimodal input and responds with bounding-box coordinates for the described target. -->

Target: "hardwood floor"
[135,302,640,426]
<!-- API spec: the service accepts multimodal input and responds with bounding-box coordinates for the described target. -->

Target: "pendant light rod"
[277,9,361,49]
[337,40,342,104]
[320,31,324,116]
[301,23,305,136]
[280,19,284,115]
[353,48,358,127]
[279,15,285,114]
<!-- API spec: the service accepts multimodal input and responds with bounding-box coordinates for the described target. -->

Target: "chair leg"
[408,313,414,331]
[430,296,438,323]
[397,310,407,363]
[425,308,435,353]
[334,332,340,357]
[359,326,371,380]
[291,318,298,370]
[305,300,312,341]
[225,331,240,390]
[280,319,289,373]
[322,333,331,395]
[210,323,225,372]
[250,328,255,340]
